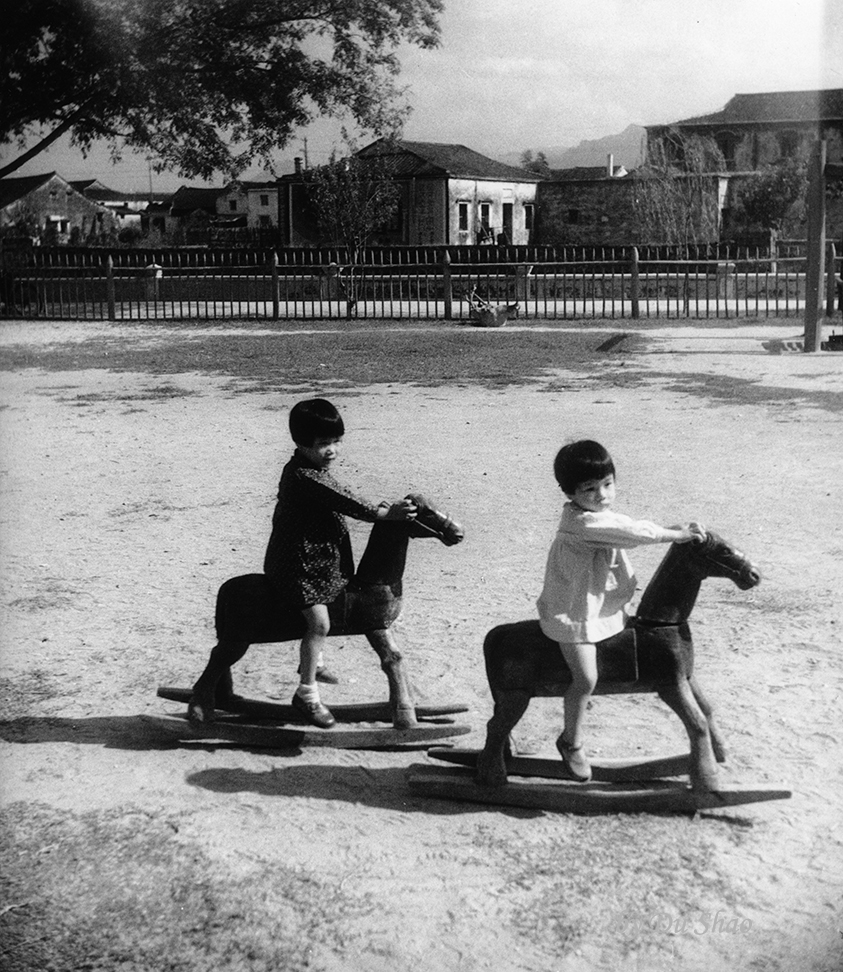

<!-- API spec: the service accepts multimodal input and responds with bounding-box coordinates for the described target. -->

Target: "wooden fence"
[1,242,839,322]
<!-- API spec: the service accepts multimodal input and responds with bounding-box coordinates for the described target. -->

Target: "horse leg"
[657,678,720,792]
[688,674,727,763]
[364,628,418,729]
[476,689,532,788]
[189,640,250,724]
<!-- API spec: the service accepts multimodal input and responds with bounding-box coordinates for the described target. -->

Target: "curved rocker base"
[407,764,791,814]
[156,686,469,725]
[428,746,696,783]
[144,713,470,749]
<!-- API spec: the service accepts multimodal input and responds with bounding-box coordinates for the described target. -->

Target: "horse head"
[406,493,465,546]
[635,528,760,624]
[687,530,761,591]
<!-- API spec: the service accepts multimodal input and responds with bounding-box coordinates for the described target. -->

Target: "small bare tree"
[634,131,726,247]
[307,144,400,315]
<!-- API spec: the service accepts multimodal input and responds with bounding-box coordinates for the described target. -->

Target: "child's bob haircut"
[553,440,615,495]
[289,398,345,446]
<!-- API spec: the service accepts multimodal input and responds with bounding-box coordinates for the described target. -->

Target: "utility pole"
[803,140,826,353]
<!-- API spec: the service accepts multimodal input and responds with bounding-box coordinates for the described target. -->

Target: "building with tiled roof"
[548,162,630,181]
[357,139,544,184]
[217,181,279,230]
[646,89,843,171]
[279,139,542,246]
[0,172,118,242]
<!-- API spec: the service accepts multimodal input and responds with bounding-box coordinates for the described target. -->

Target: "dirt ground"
[1,318,841,972]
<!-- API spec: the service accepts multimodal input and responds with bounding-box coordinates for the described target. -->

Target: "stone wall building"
[536,89,843,246]
[646,89,843,173]
[535,159,637,246]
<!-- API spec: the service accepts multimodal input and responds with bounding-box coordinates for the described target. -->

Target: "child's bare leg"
[293,605,335,728]
[299,604,329,684]
[556,641,597,781]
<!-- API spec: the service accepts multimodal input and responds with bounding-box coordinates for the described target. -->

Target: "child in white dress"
[537,440,704,781]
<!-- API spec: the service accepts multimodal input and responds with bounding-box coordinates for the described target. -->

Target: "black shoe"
[556,733,592,782]
[292,693,336,729]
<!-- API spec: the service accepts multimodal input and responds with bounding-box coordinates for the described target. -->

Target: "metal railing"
[1,243,838,321]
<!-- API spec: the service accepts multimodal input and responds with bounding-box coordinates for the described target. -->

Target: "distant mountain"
[500,124,646,172]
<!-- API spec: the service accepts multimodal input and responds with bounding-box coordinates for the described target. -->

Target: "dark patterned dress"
[263,451,381,609]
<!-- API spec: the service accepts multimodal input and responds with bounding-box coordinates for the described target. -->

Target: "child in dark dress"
[264,399,416,727]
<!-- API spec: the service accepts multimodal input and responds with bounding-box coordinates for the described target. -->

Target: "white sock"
[296,682,319,704]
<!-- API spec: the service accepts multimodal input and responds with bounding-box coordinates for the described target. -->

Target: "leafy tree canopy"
[0,0,442,180]
[734,158,807,232]
[520,149,550,177]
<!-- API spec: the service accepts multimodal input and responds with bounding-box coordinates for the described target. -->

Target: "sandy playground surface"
[0,318,841,971]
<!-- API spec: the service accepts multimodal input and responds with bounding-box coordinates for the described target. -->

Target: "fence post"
[106,255,116,321]
[825,241,837,317]
[716,261,736,299]
[271,251,280,320]
[442,248,452,320]
[769,228,778,274]
[804,139,827,352]
[630,246,640,319]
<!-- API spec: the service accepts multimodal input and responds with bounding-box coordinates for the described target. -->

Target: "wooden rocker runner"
[407,528,792,813]
[407,749,791,814]
[152,687,470,749]
[151,495,472,748]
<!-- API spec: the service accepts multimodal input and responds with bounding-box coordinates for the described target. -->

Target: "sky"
[4,0,842,192]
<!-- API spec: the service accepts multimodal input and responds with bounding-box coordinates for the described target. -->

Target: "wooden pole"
[803,140,826,352]
[106,254,116,321]
[630,246,640,319]
[271,251,279,321]
[825,242,837,317]
[442,248,452,320]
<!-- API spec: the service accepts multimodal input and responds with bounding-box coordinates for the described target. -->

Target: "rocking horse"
[409,529,792,812]
[466,288,519,327]
[155,495,471,747]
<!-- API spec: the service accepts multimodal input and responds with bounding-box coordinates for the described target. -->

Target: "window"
[479,203,491,228]
[524,204,534,233]
[567,209,580,225]
[381,201,403,233]
[229,199,237,211]
[458,201,469,232]
[258,215,271,226]
[260,194,269,206]
[778,130,799,159]
[502,202,513,241]
[715,132,738,171]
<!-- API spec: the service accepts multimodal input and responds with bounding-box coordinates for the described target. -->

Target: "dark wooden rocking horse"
[155,495,468,745]
[409,529,791,812]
